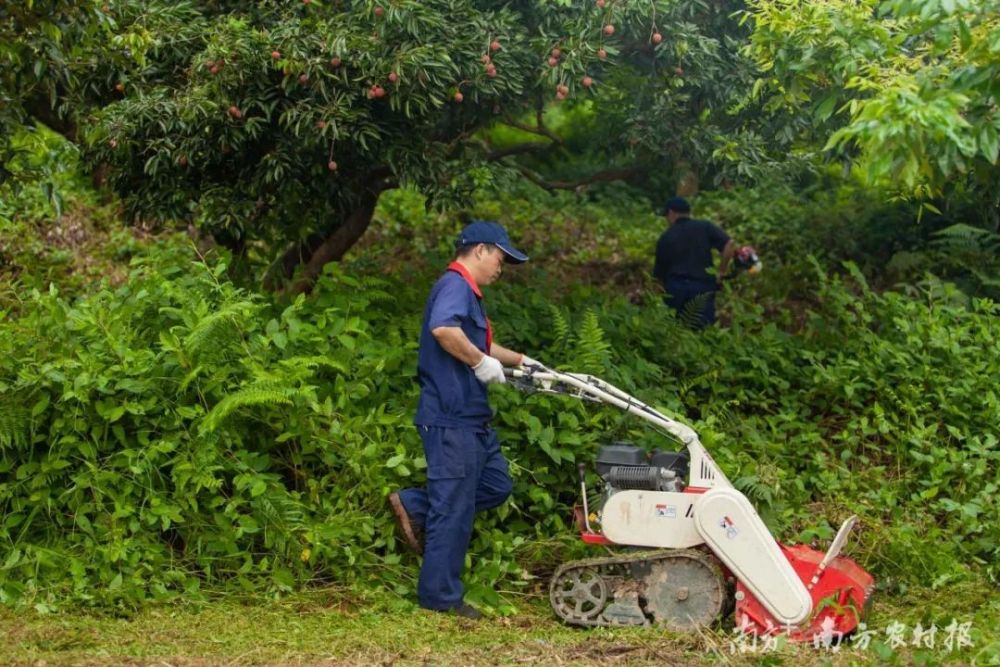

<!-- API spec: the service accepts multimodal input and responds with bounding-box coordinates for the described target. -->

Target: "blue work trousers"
[397,426,513,610]
[664,276,719,329]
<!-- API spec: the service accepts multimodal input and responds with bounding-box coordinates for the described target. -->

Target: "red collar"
[447,261,483,298]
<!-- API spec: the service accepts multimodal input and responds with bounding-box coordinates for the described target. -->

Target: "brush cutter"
[506,365,874,641]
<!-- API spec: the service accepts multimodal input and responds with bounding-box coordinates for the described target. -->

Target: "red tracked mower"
[506,365,873,641]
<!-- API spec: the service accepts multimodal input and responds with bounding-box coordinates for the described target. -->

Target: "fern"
[254,491,306,534]
[0,403,29,449]
[183,301,257,361]
[679,292,713,330]
[926,224,1000,298]
[572,309,611,374]
[200,384,302,434]
[548,304,571,354]
[931,223,1000,255]
[886,250,930,275]
[278,355,349,375]
[734,474,775,506]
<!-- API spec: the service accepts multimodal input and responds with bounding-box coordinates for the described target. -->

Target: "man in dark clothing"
[388,220,542,620]
[652,197,736,329]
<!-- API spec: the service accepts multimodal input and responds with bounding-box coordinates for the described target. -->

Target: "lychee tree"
[69,0,752,292]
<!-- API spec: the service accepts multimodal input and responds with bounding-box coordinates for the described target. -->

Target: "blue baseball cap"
[456,220,529,264]
[661,196,691,215]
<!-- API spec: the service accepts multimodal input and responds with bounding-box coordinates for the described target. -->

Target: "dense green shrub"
[1,247,415,607]
[1,234,996,609]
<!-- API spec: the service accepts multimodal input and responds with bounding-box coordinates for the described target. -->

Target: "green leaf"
[979,124,998,164]
[31,394,50,417]
[814,95,838,122]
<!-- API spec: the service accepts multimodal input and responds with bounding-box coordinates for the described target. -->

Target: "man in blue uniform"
[653,197,736,329]
[388,220,541,619]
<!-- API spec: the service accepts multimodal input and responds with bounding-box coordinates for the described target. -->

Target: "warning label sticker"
[654,504,677,518]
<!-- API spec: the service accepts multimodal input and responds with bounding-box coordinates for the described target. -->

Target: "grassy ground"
[3,581,997,666]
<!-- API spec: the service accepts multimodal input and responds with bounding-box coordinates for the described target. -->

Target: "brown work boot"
[388,492,423,554]
[449,602,483,620]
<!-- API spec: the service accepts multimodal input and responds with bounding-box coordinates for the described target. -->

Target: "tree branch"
[500,112,562,145]
[518,166,641,192]
[484,142,553,161]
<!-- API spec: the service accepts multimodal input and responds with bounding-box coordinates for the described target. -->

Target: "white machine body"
[601,490,705,549]
[694,488,813,626]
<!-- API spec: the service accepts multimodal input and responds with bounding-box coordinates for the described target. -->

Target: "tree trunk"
[263,233,329,291]
[24,94,77,142]
[286,183,386,296]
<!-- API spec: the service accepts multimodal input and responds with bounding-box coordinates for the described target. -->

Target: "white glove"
[472,355,506,385]
[519,355,545,369]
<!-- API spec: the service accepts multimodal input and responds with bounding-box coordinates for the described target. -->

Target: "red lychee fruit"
[603,24,615,36]
[374,6,384,17]
[228,105,241,119]
[115,82,125,92]
[480,54,491,64]
[597,48,607,60]
[652,33,663,44]
[454,91,464,103]
[490,40,501,52]
[330,57,342,67]
[548,56,558,67]
[388,72,398,83]
[271,50,281,60]
[596,0,605,7]
[299,73,309,83]
[328,160,338,171]
[316,120,327,129]
[551,48,561,58]
[582,76,593,88]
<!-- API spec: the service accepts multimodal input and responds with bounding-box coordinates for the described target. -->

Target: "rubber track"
[549,548,724,627]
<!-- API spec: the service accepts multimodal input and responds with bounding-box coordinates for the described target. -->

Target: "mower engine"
[596,442,688,494]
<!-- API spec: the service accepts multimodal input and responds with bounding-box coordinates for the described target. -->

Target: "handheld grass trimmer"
[726,245,762,280]
[506,365,873,641]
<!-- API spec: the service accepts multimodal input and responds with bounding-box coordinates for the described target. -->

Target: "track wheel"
[641,550,725,630]
[549,567,609,623]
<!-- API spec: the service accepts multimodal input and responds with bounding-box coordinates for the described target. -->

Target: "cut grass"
[2,581,997,666]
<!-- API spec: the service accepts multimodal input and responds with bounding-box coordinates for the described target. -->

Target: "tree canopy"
[745,0,1000,207]
[6,0,757,291]
[5,0,998,288]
